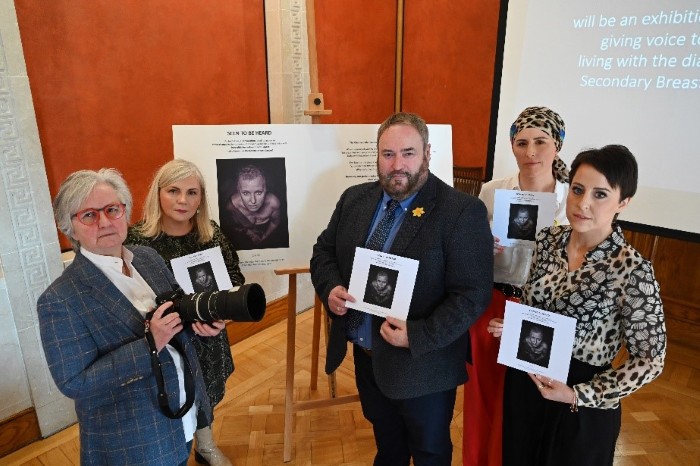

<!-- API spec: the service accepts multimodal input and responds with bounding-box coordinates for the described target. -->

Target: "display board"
[173,124,453,270]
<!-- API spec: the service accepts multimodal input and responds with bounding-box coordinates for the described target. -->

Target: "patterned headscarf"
[510,106,569,183]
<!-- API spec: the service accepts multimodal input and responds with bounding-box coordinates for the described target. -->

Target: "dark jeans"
[353,345,456,466]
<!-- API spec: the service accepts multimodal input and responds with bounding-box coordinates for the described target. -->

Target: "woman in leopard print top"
[489,145,666,466]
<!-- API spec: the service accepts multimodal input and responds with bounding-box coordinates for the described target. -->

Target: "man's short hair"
[377,112,429,150]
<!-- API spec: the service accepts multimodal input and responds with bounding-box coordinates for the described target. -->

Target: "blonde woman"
[128,159,244,466]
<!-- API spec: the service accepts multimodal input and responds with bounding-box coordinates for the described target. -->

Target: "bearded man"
[311,112,493,466]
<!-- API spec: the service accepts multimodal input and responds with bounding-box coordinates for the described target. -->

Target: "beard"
[378,155,430,200]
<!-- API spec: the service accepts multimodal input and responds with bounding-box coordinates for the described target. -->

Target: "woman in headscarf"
[463,106,569,466]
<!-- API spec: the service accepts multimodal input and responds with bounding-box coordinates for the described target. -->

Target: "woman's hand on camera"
[192,320,225,337]
[148,301,183,352]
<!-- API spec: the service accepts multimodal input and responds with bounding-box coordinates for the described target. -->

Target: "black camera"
[152,283,266,324]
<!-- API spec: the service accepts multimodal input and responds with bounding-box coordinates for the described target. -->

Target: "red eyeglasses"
[71,203,126,226]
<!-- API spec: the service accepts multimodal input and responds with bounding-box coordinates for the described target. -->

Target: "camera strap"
[144,321,196,419]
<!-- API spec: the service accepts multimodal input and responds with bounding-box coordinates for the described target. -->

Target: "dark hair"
[569,145,638,200]
[514,206,530,216]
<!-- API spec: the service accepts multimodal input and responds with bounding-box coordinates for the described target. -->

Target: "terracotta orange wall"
[18,0,501,235]
[315,1,398,123]
[402,1,501,170]
[315,1,500,170]
[15,1,269,248]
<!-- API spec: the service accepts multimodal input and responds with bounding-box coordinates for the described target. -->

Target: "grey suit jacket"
[311,173,493,399]
[37,245,211,465]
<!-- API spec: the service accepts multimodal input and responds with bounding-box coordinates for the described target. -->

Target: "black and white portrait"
[516,321,553,368]
[188,262,218,293]
[507,204,539,241]
[363,265,398,309]
[217,157,290,250]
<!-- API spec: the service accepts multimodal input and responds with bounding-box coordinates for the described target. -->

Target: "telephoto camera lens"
[155,283,266,323]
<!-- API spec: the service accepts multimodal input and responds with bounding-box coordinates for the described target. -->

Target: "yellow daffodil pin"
[412,207,425,217]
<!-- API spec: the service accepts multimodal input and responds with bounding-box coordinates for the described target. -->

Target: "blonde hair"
[137,159,213,242]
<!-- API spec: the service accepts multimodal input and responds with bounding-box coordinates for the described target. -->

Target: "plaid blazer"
[38,245,211,465]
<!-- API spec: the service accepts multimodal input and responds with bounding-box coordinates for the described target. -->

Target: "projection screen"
[490,0,700,239]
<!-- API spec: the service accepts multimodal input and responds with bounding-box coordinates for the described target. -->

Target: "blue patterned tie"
[365,200,402,251]
[347,199,402,329]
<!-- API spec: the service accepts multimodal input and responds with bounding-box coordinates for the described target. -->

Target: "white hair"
[53,168,132,251]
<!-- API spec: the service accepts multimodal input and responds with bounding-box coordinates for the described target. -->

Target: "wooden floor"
[2,311,699,465]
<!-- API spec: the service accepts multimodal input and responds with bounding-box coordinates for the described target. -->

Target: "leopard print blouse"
[523,224,666,409]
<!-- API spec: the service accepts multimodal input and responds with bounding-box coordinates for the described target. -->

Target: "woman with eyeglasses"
[37,168,221,466]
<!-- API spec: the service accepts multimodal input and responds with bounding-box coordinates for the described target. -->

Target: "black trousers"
[353,345,457,466]
[502,359,621,466]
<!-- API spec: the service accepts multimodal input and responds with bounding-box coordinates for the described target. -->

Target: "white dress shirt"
[81,246,197,441]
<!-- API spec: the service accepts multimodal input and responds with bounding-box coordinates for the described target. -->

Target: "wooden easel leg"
[283,274,298,462]
[275,268,360,462]
[322,309,338,398]
[310,295,322,390]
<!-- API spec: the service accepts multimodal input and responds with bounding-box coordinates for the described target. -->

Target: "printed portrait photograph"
[217,157,290,251]
[507,203,539,241]
[363,265,399,309]
[188,262,218,293]
[516,320,554,368]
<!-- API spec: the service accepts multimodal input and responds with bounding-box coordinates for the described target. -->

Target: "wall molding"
[0,1,76,437]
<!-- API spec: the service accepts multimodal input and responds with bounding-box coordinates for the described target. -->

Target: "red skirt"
[463,288,512,466]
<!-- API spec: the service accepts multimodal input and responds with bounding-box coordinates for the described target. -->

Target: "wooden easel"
[273,3,363,462]
[274,268,360,463]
